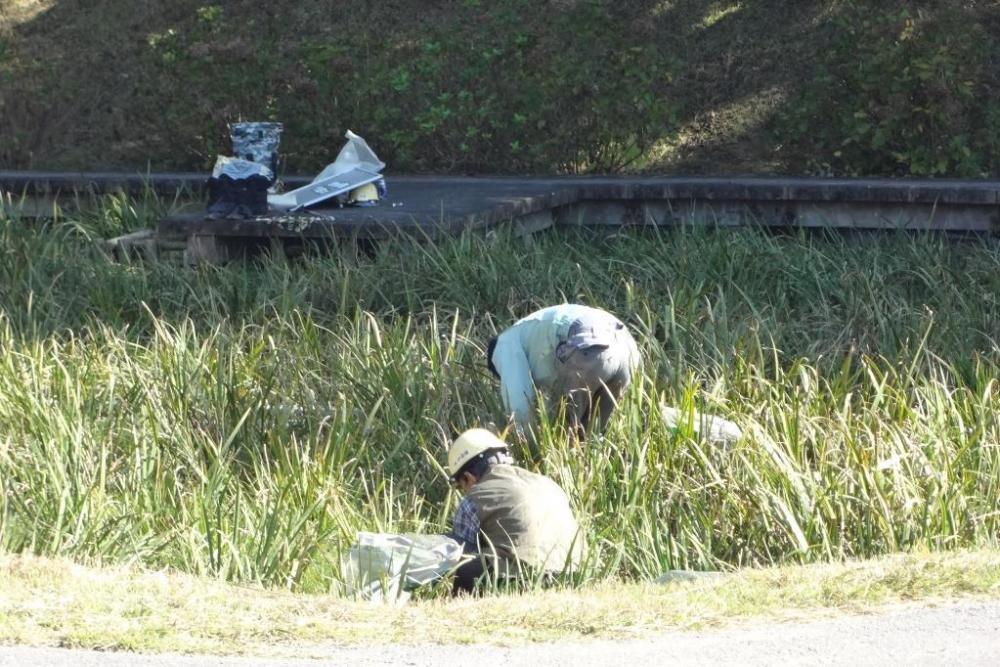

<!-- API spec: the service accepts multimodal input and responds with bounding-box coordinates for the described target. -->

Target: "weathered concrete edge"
[3,171,1000,206]
[156,186,579,239]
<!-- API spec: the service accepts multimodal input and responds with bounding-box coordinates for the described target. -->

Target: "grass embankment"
[1,201,999,599]
[2,550,998,653]
[2,1,999,176]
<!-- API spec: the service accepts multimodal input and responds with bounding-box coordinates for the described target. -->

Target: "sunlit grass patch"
[1,550,998,654]
[700,2,743,29]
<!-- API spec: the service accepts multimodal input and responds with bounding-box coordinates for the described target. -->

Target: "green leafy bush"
[777,3,1000,177]
[4,0,1000,175]
[289,0,678,172]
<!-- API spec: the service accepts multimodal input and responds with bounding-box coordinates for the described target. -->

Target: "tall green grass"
[0,206,998,593]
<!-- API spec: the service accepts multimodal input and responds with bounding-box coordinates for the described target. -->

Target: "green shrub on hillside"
[141,1,679,173]
[376,1,677,172]
[2,1,999,175]
[777,3,1000,177]
[314,9,677,173]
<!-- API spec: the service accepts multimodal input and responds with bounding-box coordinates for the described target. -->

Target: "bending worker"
[446,428,582,595]
[486,303,641,437]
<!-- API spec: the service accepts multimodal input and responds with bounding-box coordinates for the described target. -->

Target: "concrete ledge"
[3,171,1000,205]
[3,172,999,239]
[557,199,998,233]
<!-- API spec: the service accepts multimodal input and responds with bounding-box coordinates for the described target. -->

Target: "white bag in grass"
[341,532,464,602]
[660,405,743,445]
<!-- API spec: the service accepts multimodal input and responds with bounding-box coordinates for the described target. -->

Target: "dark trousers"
[453,553,488,595]
[451,543,557,596]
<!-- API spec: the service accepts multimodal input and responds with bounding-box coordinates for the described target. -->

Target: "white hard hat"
[347,182,380,203]
[448,428,508,479]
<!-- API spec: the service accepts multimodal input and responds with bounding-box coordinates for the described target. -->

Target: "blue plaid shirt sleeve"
[448,497,480,547]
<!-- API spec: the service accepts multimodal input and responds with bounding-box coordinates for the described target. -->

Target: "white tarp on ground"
[660,405,743,444]
[341,532,465,603]
[267,130,385,211]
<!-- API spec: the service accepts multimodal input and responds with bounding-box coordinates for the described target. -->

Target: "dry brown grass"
[2,549,998,655]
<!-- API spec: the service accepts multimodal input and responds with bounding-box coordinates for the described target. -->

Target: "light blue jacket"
[491,304,618,429]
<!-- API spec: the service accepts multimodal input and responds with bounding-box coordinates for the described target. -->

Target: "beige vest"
[467,464,583,573]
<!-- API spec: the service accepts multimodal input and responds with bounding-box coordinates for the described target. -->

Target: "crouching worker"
[487,304,641,439]
[446,428,583,595]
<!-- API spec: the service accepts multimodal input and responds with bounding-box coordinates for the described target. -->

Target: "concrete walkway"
[4,172,1000,237]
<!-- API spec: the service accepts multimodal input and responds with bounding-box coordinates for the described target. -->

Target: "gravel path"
[3,600,998,667]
